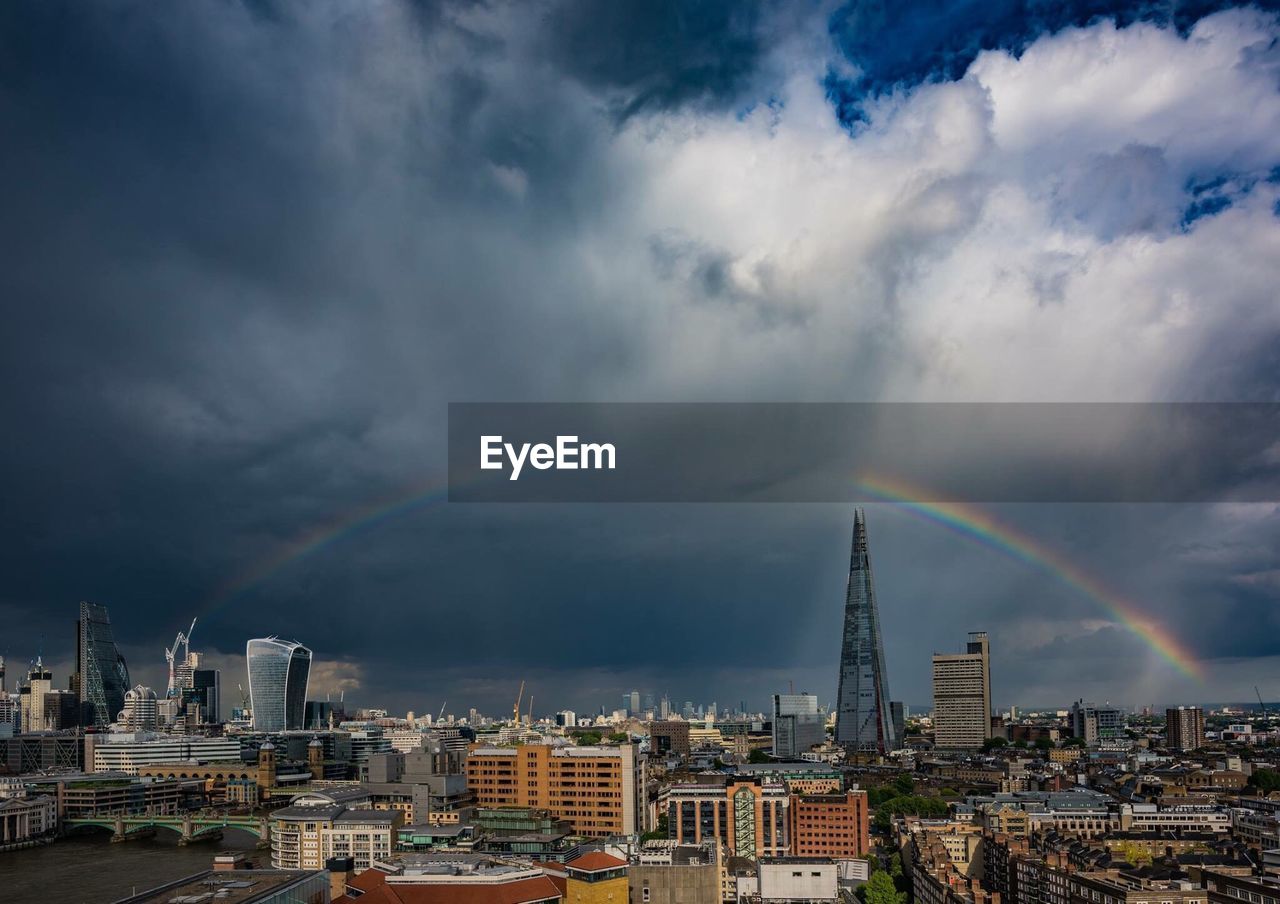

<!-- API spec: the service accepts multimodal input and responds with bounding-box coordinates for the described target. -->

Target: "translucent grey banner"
[447,403,1280,503]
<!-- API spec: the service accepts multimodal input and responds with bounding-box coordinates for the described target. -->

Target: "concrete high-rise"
[932,632,993,750]
[1070,700,1124,746]
[1167,706,1205,751]
[20,659,53,733]
[835,510,897,754]
[120,685,159,731]
[76,601,131,728]
[246,638,312,731]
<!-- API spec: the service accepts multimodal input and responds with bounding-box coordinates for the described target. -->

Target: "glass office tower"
[834,510,897,754]
[76,601,131,728]
[246,638,311,731]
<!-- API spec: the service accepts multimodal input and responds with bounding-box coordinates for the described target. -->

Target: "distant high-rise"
[1166,706,1205,751]
[76,602,131,728]
[1070,700,1124,746]
[932,632,993,750]
[772,693,825,758]
[835,510,896,754]
[21,659,53,732]
[189,669,221,723]
[246,638,312,731]
[120,685,159,731]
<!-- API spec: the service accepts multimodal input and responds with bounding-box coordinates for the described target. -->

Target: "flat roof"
[111,869,324,904]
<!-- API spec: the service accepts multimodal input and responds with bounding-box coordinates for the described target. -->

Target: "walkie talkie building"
[246,637,311,731]
[834,510,897,754]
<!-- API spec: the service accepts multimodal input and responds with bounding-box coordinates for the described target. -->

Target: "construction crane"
[237,683,250,709]
[1258,686,1268,717]
[513,680,525,725]
[438,701,447,722]
[164,618,197,699]
[527,694,534,726]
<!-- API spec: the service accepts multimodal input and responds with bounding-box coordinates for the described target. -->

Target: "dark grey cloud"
[0,0,1278,718]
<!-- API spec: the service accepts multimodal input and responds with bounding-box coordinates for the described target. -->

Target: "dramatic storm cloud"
[1,0,1279,715]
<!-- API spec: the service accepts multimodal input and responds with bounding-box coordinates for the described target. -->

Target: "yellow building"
[466,743,645,837]
[565,852,628,904]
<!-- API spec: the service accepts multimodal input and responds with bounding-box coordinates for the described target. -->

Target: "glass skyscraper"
[246,638,311,731]
[76,601,131,728]
[834,510,897,754]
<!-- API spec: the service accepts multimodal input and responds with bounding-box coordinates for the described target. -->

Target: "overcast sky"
[2,0,1279,718]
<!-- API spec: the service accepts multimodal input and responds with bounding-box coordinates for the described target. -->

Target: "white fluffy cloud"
[580,9,1280,403]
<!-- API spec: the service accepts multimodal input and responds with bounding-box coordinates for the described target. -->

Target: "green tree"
[1249,768,1280,793]
[1034,737,1054,751]
[981,737,1008,752]
[863,870,906,904]
[608,732,629,743]
[1012,739,1029,749]
[748,748,771,764]
[893,773,915,796]
[574,731,602,746]
[641,812,669,842]
[1062,736,1086,748]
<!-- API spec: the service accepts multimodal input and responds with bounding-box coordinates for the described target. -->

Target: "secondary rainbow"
[204,477,453,613]
[857,474,1204,681]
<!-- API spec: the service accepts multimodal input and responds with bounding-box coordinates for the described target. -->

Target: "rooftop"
[111,869,324,904]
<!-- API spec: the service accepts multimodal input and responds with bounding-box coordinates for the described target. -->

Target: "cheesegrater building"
[75,601,131,728]
[835,510,898,755]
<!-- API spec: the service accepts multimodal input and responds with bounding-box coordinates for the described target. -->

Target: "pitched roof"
[337,875,563,904]
[565,851,627,872]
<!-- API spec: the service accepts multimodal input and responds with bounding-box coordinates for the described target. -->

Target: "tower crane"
[164,618,197,698]
[513,680,525,725]
[527,694,534,725]
[438,701,447,721]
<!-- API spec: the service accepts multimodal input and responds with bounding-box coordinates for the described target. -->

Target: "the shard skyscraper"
[835,509,897,754]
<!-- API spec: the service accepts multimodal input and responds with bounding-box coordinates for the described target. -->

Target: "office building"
[665,778,792,860]
[42,690,80,730]
[0,734,82,772]
[1069,700,1125,746]
[246,637,312,731]
[19,660,52,733]
[891,701,906,745]
[771,694,826,759]
[76,601,131,728]
[790,791,870,860]
[187,668,220,724]
[932,632,993,751]
[86,732,241,775]
[114,870,330,904]
[650,720,692,758]
[1167,706,1206,751]
[466,742,646,837]
[120,685,159,731]
[556,710,577,728]
[835,510,897,754]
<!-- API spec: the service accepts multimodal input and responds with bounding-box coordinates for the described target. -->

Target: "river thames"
[0,832,262,903]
